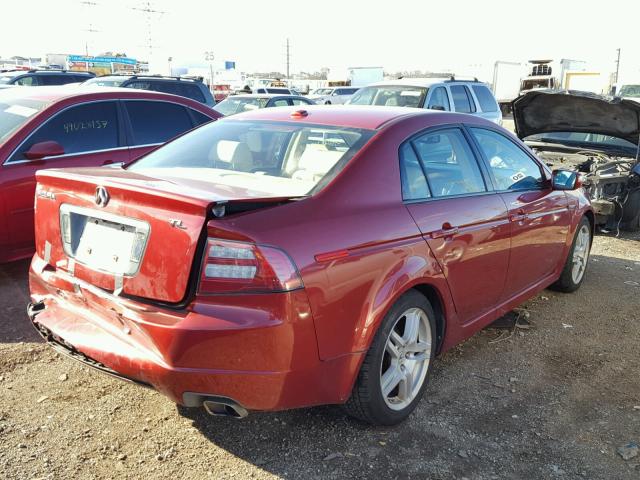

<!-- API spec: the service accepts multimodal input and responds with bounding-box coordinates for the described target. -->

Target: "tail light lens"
[198,238,303,294]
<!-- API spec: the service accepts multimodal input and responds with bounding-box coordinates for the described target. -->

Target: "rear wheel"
[343,291,436,425]
[551,216,591,292]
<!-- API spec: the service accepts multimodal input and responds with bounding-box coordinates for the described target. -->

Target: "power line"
[79,1,99,57]
[131,1,166,60]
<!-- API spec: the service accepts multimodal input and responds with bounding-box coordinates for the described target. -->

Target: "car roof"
[0,84,206,106]
[227,94,301,99]
[367,78,487,88]
[0,70,91,77]
[226,104,428,130]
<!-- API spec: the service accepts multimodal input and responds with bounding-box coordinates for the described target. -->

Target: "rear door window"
[14,75,40,86]
[190,109,214,126]
[410,128,486,198]
[472,85,498,112]
[10,101,119,161]
[270,99,289,107]
[181,84,206,102]
[449,85,475,113]
[426,86,450,111]
[399,143,430,200]
[124,100,194,145]
[40,75,71,86]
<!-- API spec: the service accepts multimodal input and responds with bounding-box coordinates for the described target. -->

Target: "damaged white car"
[513,90,640,231]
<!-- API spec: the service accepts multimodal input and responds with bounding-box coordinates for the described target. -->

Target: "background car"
[0,86,220,263]
[253,87,299,95]
[81,74,215,107]
[348,78,502,124]
[28,105,591,426]
[213,94,315,116]
[513,90,640,231]
[308,86,360,104]
[0,69,95,87]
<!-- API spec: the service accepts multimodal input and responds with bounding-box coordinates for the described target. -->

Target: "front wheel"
[343,291,436,425]
[551,216,591,292]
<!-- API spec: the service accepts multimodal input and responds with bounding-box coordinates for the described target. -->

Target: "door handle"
[509,209,529,222]
[430,222,459,239]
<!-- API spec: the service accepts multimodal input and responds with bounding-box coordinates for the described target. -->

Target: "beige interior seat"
[291,143,344,181]
[214,140,253,171]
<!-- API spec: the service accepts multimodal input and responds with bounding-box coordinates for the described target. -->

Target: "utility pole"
[80,1,99,60]
[286,38,290,80]
[131,1,166,63]
[205,51,215,90]
[615,48,621,84]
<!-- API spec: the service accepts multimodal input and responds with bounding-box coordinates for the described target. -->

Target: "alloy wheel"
[380,307,432,411]
[571,224,591,284]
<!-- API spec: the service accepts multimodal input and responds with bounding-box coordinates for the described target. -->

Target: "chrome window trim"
[4,146,131,165]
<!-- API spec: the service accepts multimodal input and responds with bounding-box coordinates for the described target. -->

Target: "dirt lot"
[1,231,639,480]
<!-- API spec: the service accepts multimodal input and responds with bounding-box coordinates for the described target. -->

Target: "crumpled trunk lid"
[33,167,298,304]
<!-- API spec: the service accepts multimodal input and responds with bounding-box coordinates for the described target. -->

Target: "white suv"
[309,87,360,105]
[347,78,502,124]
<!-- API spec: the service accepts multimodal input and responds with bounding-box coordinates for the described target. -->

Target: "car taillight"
[198,238,303,294]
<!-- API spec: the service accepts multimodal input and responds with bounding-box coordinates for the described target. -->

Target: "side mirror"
[24,141,64,160]
[552,169,583,190]
[429,105,446,111]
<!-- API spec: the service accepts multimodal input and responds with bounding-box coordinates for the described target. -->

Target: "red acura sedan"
[0,86,220,263]
[28,105,592,425]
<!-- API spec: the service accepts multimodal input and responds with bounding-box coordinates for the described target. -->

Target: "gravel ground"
[1,231,639,480]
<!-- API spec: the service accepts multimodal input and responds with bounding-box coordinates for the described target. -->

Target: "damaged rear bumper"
[28,254,363,412]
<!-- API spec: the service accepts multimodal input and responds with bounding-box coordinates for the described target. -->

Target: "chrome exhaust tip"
[203,399,248,419]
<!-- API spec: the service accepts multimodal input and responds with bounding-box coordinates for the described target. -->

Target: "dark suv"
[0,69,95,87]
[82,75,215,106]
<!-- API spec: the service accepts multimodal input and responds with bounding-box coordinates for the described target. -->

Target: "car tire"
[324,100,331,105]
[620,189,640,231]
[550,216,592,293]
[343,290,436,426]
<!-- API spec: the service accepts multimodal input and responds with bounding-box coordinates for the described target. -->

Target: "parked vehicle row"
[213,94,314,116]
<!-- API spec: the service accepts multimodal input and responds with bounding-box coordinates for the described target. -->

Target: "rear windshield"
[213,97,269,116]
[128,120,374,196]
[348,85,427,108]
[82,77,127,87]
[0,96,48,142]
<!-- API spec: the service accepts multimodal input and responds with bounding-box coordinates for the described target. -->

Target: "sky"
[2,0,639,82]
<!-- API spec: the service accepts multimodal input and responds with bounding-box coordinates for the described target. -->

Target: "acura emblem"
[95,186,110,207]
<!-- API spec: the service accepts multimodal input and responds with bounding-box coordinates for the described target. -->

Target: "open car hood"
[512,90,640,146]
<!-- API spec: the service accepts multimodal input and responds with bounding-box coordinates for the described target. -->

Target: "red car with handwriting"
[0,86,219,263]
[28,105,592,425]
